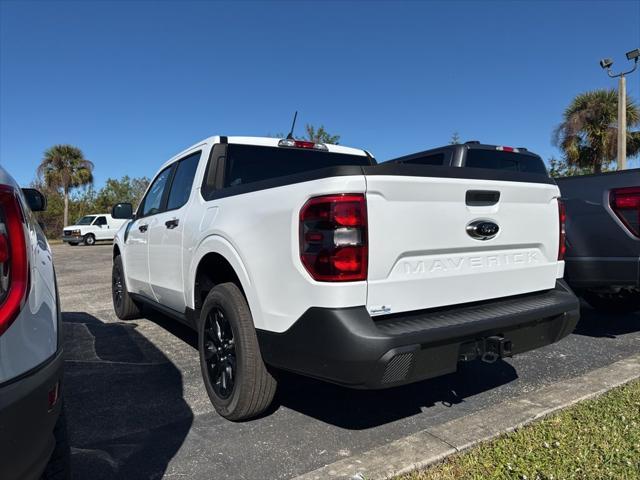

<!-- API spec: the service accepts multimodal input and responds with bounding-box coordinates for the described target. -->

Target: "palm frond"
[554,89,640,171]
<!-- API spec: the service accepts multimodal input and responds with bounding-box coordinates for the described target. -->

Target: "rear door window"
[465,150,548,175]
[167,152,201,210]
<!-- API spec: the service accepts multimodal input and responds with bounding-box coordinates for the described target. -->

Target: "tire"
[582,289,640,314]
[112,255,142,320]
[198,282,276,421]
[41,405,70,480]
[68,242,78,246]
[83,234,95,246]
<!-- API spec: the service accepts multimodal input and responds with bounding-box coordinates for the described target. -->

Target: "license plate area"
[459,335,513,364]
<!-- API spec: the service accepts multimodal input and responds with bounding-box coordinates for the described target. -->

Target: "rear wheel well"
[194,253,244,309]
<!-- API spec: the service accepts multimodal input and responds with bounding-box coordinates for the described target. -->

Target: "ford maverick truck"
[111,136,579,420]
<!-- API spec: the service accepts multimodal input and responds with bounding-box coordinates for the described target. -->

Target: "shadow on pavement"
[142,308,198,350]
[271,359,518,429]
[133,308,519,430]
[572,304,640,339]
[63,312,193,480]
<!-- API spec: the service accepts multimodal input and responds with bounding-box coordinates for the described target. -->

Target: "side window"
[167,152,201,211]
[95,216,107,226]
[201,144,227,200]
[139,166,173,217]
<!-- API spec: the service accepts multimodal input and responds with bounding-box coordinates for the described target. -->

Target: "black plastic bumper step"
[374,285,578,341]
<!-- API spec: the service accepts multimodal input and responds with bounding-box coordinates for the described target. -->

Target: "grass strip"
[401,379,640,480]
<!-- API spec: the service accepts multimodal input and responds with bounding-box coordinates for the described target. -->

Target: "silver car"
[0,166,68,479]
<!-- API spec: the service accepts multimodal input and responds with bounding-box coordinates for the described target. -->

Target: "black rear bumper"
[257,281,580,389]
[0,350,64,480]
[564,256,640,290]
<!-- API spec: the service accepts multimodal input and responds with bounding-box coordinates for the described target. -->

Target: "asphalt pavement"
[53,243,640,480]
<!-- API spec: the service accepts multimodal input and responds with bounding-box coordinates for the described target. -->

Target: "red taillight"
[0,185,29,336]
[299,194,368,282]
[496,146,519,153]
[558,198,566,260]
[610,186,640,237]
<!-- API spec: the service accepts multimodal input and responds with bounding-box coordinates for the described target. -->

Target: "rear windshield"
[224,144,371,188]
[401,153,446,166]
[464,149,548,175]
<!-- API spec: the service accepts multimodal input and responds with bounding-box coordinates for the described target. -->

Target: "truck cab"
[389,141,548,174]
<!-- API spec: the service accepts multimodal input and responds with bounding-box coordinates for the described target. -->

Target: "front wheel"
[582,289,640,314]
[83,234,95,246]
[198,282,277,421]
[112,255,142,320]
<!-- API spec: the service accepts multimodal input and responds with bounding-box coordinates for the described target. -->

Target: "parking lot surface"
[54,243,640,480]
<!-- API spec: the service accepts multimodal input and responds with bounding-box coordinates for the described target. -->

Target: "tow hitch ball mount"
[459,336,513,364]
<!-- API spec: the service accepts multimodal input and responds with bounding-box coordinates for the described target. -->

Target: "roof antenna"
[286,111,298,139]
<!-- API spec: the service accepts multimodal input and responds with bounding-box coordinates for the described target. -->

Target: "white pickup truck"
[111,136,580,420]
[62,213,127,246]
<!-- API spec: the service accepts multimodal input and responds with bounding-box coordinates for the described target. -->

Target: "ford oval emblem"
[466,219,499,240]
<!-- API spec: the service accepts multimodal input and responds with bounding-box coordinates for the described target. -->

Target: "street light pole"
[599,48,639,171]
[618,74,626,170]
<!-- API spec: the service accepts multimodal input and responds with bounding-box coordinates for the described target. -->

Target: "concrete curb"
[293,353,640,480]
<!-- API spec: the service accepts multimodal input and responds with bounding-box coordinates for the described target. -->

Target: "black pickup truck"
[556,169,640,313]
[389,141,549,174]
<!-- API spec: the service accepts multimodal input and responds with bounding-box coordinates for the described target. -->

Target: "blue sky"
[1,0,639,188]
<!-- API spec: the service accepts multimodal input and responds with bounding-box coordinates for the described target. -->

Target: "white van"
[62,213,127,246]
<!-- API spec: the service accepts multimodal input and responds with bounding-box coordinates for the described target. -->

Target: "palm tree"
[554,89,640,173]
[38,145,94,226]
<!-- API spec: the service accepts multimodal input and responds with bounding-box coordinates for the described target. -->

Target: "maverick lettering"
[402,251,540,275]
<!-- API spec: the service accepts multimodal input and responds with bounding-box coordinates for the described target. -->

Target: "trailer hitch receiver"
[482,336,513,363]
[459,336,513,363]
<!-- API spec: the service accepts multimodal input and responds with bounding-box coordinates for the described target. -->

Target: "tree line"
[32,168,149,239]
[32,94,639,238]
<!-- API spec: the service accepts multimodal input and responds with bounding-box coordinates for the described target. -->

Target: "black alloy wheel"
[203,307,236,399]
[112,263,124,312]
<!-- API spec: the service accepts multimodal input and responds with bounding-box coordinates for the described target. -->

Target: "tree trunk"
[594,155,602,174]
[63,188,69,227]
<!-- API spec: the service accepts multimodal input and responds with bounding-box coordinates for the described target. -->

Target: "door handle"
[138,224,148,233]
[165,219,179,229]
[466,190,500,206]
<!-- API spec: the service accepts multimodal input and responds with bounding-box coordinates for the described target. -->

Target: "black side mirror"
[21,188,47,212]
[112,202,134,219]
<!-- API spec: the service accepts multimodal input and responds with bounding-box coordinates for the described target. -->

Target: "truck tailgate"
[365,170,561,316]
